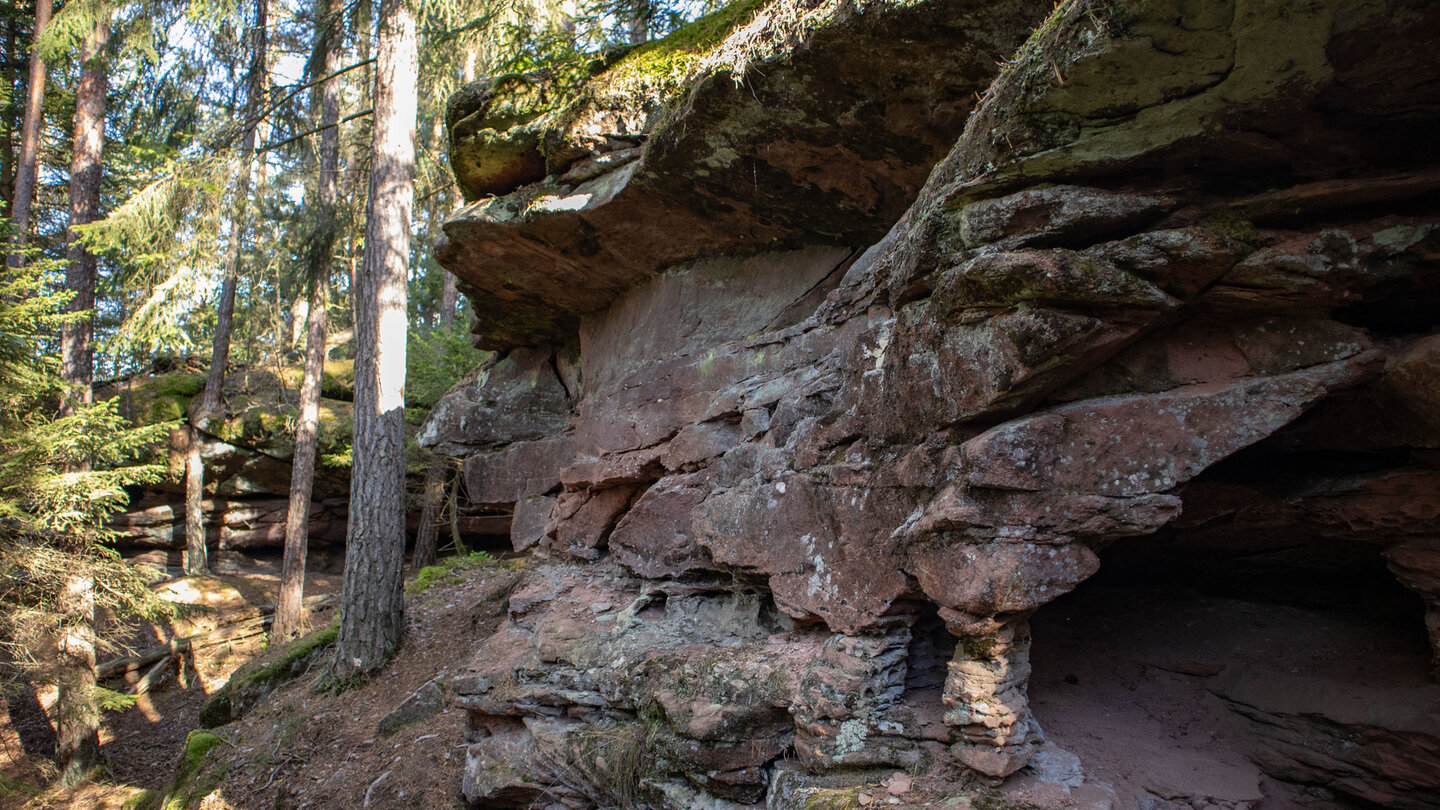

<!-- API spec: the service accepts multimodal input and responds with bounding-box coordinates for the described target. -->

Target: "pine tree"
[185,0,270,576]
[332,0,417,681]
[6,0,51,269]
[275,0,344,641]
[0,264,172,787]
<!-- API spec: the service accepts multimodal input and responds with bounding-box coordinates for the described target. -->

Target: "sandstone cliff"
[424,0,1440,806]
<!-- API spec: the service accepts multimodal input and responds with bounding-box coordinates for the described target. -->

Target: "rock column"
[943,617,1041,777]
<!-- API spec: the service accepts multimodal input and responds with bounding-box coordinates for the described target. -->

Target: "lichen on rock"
[425,0,1440,805]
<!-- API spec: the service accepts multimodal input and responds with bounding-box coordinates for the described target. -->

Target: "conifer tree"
[0,265,171,787]
[6,0,51,269]
[332,0,417,680]
[185,0,270,576]
[275,0,344,641]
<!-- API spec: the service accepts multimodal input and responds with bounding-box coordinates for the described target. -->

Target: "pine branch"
[259,107,374,153]
[220,58,378,149]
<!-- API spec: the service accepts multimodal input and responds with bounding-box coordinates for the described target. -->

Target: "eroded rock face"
[426,0,1440,805]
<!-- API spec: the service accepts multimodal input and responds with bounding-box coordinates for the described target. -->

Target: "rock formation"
[101,364,508,560]
[423,0,1440,806]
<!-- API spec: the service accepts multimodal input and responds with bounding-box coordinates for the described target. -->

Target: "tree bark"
[59,4,108,416]
[333,0,416,680]
[55,570,98,786]
[1,13,19,216]
[274,0,342,642]
[627,0,651,45]
[186,0,268,575]
[411,235,457,570]
[6,0,50,269]
[410,460,444,569]
[440,264,457,318]
[183,425,208,574]
[54,14,109,778]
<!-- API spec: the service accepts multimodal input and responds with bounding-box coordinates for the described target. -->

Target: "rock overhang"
[426,0,1440,803]
[436,0,1056,350]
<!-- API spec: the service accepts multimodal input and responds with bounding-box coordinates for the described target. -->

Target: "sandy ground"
[1028,569,1433,810]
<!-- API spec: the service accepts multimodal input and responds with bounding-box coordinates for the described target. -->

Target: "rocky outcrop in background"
[101,363,507,562]
[423,0,1440,806]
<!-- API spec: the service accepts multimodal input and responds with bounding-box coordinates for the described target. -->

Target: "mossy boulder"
[104,372,207,426]
[439,0,1051,349]
[124,730,230,810]
[198,624,338,728]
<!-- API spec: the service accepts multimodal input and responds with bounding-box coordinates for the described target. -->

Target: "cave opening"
[1027,521,1434,808]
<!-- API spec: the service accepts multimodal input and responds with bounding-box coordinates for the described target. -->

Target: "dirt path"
[1,562,342,809]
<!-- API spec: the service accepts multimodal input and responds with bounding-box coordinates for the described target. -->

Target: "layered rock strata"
[425,0,1440,805]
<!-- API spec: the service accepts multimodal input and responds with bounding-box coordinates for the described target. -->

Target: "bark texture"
[187,0,268,575]
[59,6,109,413]
[410,460,444,569]
[54,12,108,781]
[6,0,50,269]
[411,238,457,570]
[55,571,97,785]
[183,425,207,574]
[334,0,416,678]
[274,4,341,641]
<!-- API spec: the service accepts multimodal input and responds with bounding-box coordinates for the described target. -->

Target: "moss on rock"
[132,730,230,810]
[447,0,771,200]
[198,623,338,728]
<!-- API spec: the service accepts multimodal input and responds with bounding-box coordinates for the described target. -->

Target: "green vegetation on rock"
[198,623,338,728]
[126,730,229,810]
[449,0,774,199]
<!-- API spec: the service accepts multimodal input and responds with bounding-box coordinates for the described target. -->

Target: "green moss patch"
[138,730,230,810]
[105,372,206,426]
[600,0,769,89]
[198,623,338,728]
[408,551,499,595]
[0,773,41,800]
[449,0,773,199]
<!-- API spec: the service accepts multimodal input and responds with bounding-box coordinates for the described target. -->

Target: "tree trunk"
[186,0,268,575]
[59,5,109,416]
[6,0,49,269]
[55,570,98,786]
[440,264,457,318]
[412,230,458,570]
[410,460,444,569]
[183,425,208,574]
[627,0,650,45]
[333,0,416,680]
[1,14,19,216]
[274,0,342,642]
[54,15,108,777]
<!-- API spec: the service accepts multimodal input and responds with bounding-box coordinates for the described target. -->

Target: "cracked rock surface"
[425,0,1440,806]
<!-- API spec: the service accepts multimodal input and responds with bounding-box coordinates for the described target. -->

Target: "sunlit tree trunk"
[6,0,50,270]
[60,4,108,416]
[56,570,98,786]
[333,0,416,679]
[187,0,269,576]
[54,11,109,782]
[275,0,343,641]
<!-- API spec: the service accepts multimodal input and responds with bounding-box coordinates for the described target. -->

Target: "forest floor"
[0,549,519,810]
[4,547,1429,809]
